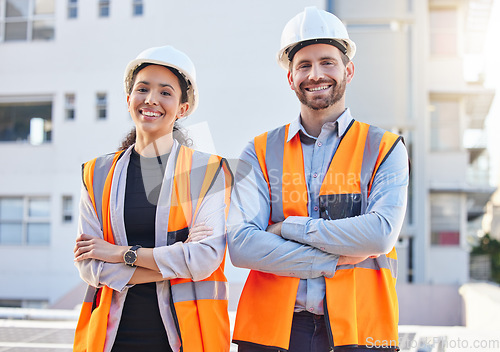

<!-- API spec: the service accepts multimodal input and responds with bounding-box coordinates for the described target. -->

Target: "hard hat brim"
[277,38,356,70]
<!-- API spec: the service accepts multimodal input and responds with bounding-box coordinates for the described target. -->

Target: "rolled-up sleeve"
[227,142,338,279]
[75,185,136,292]
[281,141,409,256]
[153,169,227,282]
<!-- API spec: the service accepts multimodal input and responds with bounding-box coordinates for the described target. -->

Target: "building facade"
[332,0,495,287]
[0,0,495,314]
[0,0,326,308]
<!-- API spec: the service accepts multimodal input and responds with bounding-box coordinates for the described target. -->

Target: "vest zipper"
[169,281,183,352]
[323,298,335,352]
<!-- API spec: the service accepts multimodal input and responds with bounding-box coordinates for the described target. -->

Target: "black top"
[111,148,173,352]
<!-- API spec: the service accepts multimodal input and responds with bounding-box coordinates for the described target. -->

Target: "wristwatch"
[123,245,142,267]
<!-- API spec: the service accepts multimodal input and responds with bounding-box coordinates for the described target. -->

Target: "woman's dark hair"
[120,63,192,150]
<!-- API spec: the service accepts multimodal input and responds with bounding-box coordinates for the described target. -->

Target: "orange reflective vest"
[233,120,401,350]
[74,145,232,352]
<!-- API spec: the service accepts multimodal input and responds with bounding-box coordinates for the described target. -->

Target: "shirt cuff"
[99,262,136,292]
[312,253,338,278]
[282,216,310,243]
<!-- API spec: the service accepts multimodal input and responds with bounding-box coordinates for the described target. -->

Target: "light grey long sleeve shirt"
[227,109,409,315]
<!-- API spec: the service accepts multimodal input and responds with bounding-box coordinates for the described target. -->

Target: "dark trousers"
[238,311,331,352]
[237,311,399,352]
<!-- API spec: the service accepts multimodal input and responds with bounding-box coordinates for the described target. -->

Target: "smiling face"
[127,64,188,147]
[288,43,354,112]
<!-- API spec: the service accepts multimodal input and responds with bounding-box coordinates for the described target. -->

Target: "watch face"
[124,250,137,264]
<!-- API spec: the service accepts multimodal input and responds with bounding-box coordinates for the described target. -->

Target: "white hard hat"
[124,45,198,116]
[277,6,356,70]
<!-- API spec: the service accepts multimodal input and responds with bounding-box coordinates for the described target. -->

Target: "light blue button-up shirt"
[228,108,409,315]
[287,111,349,314]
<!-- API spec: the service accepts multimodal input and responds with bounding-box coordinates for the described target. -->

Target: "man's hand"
[186,222,213,243]
[266,222,283,237]
[337,255,379,266]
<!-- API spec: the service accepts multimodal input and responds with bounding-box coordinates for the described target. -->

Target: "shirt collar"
[286,108,354,143]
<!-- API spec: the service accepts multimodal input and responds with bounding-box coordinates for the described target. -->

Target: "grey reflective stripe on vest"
[92,153,117,230]
[189,151,210,216]
[189,151,223,219]
[185,150,225,223]
[83,285,98,303]
[336,255,398,279]
[360,125,386,214]
[171,280,229,303]
[265,126,286,223]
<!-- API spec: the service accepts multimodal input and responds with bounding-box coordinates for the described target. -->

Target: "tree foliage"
[471,234,500,283]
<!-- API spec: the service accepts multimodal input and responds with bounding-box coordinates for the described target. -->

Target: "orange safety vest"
[74,145,232,352]
[233,120,402,350]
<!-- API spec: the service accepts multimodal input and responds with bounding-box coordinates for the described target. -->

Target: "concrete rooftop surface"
[0,310,498,352]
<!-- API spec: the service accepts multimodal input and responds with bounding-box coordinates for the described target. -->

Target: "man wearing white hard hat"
[228,7,408,352]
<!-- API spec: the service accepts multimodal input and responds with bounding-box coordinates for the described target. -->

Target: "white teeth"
[308,85,329,92]
[142,111,161,117]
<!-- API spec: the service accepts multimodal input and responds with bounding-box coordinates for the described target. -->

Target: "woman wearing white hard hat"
[73,45,231,352]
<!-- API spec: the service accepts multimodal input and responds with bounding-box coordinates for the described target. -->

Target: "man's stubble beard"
[295,71,347,111]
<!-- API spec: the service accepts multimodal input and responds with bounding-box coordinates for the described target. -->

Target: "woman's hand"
[186,222,213,243]
[74,233,127,263]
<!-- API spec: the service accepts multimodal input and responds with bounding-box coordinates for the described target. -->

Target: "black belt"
[293,310,324,320]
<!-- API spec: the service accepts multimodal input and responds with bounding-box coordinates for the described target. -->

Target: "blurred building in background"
[334,0,495,285]
[333,0,496,325]
[0,0,496,325]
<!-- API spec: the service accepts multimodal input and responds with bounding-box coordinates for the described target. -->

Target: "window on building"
[0,196,51,246]
[68,0,78,19]
[132,0,143,16]
[429,99,461,151]
[0,299,22,308]
[96,93,107,119]
[98,0,110,17]
[65,94,75,120]
[431,193,461,245]
[429,8,458,56]
[2,0,55,42]
[0,99,52,143]
[62,195,73,222]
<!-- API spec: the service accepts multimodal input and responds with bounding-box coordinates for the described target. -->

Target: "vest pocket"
[167,227,189,245]
[319,194,362,220]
